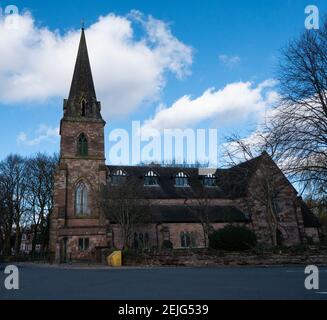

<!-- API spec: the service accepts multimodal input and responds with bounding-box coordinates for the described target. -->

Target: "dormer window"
[77,133,88,156]
[203,173,217,187]
[111,169,127,185]
[81,99,87,117]
[175,171,189,187]
[144,170,159,186]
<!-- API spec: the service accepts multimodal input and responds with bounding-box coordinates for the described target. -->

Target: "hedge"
[209,225,257,251]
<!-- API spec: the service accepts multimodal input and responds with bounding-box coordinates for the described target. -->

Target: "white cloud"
[17,125,59,147]
[218,54,241,68]
[140,80,278,137]
[0,11,192,119]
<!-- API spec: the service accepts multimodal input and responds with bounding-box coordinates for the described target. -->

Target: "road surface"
[0,264,326,300]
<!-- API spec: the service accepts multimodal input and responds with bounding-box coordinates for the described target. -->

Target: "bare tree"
[0,155,28,256]
[221,19,327,241]
[184,190,214,248]
[252,156,287,246]
[12,158,29,256]
[98,177,151,249]
[223,135,287,246]
[0,153,57,258]
[266,17,327,200]
[25,153,57,256]
[0,184,6,254]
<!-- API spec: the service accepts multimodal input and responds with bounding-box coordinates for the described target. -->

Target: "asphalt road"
[0,264,326,300]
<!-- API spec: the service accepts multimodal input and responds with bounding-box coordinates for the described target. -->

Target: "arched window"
[144,170,159,186]
[144,232,149,247]
[175,171,189,187]
[276,229,284,246]
[78,238,89,251]
[180,231,191,248]
[203,173,217,187]
[133,232,150,250]
[133,232,139,250]
[162,227,170,241]
[180,231,195,248]
[111,169,127,185]
[139,233,144,245]
[81,99,87,117]
[77,133,88,156]
[75,182,88,216]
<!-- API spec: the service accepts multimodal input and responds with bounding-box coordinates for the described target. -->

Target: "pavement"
[0,263,326,300]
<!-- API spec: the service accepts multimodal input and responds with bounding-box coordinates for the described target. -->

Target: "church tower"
[50,28,107,262]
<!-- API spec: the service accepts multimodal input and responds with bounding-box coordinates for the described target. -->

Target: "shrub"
[161,240,173,250]
[209,225,257,251]
[122,248,138,258]
[252,243,269,256]
[305,236,314,245]
[287,244,308,255]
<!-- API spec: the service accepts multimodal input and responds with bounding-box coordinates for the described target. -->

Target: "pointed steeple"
[64,27,103,120]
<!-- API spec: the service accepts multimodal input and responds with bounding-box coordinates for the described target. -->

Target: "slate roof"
[107,154,264,200]
[149,205,250,223]
[107,165,223,198]
[106,154,320,228]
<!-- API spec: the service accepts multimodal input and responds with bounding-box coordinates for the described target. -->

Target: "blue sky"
[0,0,326,165]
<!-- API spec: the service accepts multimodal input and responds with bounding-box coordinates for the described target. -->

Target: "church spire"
[64,27,102,120]
[68,27,97,103]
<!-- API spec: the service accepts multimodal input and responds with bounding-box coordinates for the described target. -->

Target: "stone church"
[49,28,320,262]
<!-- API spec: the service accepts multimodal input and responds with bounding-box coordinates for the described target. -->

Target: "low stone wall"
[123,250,327,267]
